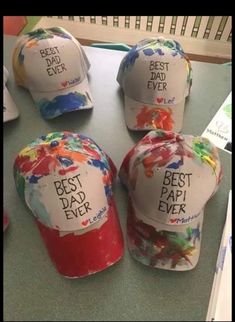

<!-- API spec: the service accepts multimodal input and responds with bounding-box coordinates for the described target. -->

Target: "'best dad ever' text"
[40,47,67,77]
[147,60,169,91]
[54,173,92,220]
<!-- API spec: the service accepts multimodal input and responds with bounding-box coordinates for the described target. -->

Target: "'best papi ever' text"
[158,170,192,216]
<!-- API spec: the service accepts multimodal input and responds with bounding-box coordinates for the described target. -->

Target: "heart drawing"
[61,80,68,88]
[170,218,177,224]
[156,97,164,104]
[82,219,89,226]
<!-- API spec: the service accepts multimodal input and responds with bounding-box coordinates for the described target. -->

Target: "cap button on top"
[50,140,59,148]
[176,134,184,142]
[158,36,165,44]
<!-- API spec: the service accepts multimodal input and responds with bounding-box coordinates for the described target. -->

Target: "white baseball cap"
[13,131,124,278]
[119,129,222,271]
[3,66,19,122]
[12,27,93,120]
[117,37,193,132]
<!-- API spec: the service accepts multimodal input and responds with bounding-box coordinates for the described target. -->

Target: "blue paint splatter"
[143,48,155,56]
[29,175,43,183]
[192,227,201,245]
[104,185,112,198]
[174,40,184,53]
[155,48,164,56]
[19,45,25,65]
[186,224,201,245]
[143,48,164,56]
[57,156,73,167]
[121,45,139,71]
[88,159,108,172]
[77,134,89,141]
[167,159,183,169]
[36,92,89,119]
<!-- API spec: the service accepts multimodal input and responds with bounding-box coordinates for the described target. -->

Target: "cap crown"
[12,27,90,92]
[14,132,115,231]
[120,130,222,226]
[117,37,192,105]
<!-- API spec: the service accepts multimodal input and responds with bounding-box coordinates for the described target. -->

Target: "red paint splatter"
[119,146,136,178]
[58,166,78,175]
[32,155,57,175]
[135,106,174,131]
[82,144,101,160]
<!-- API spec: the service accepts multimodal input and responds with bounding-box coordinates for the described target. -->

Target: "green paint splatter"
[192,138,216,171]
[46,132,64,142]
[14,170,25,201]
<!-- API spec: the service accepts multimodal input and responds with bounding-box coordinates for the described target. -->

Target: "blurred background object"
[4,16,231,64]
[3,210,10,231]
[3,16,41,36]
[33,16,232,64]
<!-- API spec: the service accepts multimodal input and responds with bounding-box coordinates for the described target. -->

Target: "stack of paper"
[202,92,232,154]
[206,190,232,321]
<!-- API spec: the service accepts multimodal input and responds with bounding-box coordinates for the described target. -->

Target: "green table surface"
[3,35,231,321]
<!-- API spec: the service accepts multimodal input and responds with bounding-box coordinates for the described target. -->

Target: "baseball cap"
[12,27,93,120]
[3,66,20,122]
[119,129,222,271]
[117,37,192,132]
[13,131,124,278]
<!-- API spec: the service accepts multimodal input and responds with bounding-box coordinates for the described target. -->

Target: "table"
[3,35,231,321]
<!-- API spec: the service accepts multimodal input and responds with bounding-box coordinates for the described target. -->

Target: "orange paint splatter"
[26,39,39,48]
[135,106,173,131]
[52,141,88,163]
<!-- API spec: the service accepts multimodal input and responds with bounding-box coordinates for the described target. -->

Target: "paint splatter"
[192,138,218,172]
[135,106,174,131]
[121,45,139,72]
[57,156,73,167]
[127,202,197,269]
[29,175,43,184]
[167,159,183,169]
[36,92,89,119]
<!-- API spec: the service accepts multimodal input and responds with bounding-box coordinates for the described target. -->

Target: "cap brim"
[35,197,124,278]
[124,95,185,132]
[30,76,93,120]
[127,199,203,271]
[3,87,20,123]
